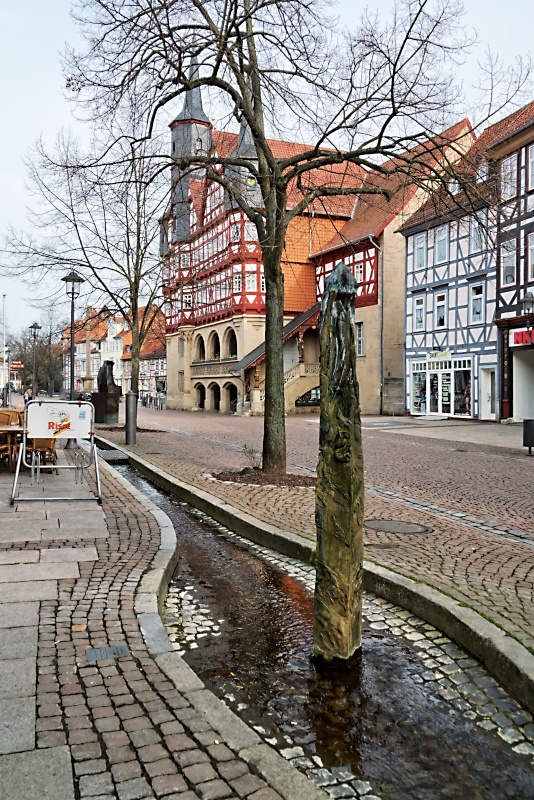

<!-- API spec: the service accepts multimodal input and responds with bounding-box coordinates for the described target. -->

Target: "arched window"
[194,336,206,362]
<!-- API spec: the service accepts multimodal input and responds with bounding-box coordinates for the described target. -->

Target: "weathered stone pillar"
[313,261,364,661]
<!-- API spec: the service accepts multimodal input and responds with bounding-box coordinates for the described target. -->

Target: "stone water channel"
[116,465,534,800]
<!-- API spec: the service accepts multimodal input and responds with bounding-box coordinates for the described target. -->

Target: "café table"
[0,425,24,473]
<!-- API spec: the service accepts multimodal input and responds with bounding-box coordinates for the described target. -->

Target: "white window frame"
[529,232,534,281]
[529,145,534,191]
[435,224,448,264]
[469,211,486,254]
[501,154,517,200]
[414,232,427,270]
[448,178,459,195]
[245,272,257,292]
[355,321,364,356]
[414,295,425,331]
[476,160,489,184]
[469,283,485,325]
[501,238,517,286]
[434,290,447,329]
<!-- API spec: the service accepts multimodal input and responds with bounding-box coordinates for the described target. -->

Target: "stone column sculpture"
[313,261,364,661]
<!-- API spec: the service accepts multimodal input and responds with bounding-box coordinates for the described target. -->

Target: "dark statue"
[92,360,120,424]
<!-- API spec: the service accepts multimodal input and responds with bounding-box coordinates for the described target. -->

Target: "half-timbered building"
[401,101,534,422]
[487,101,534,421]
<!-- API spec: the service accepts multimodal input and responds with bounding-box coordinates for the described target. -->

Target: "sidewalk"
[0,447,326,800]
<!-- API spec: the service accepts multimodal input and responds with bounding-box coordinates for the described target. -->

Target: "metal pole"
[2,294,5,403]
[125,391,137,445]
[70,290,75,401]
[32,332,37,398]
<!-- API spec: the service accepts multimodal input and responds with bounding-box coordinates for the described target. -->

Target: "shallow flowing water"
[117,465,534,800]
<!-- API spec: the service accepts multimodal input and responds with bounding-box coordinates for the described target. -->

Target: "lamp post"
[61,271,85,400]
[4,347,10,408]
[29,323,42,399]
[520,291,534,343]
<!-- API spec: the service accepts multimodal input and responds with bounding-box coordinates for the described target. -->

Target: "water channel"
[116,465,534,800]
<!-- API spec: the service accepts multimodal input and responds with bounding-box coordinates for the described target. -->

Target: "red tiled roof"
[398,102,534,232]
[311,119,473,256]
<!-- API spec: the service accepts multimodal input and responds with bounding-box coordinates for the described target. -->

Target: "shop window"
[414,295,425,331]
[435,225,448,264]
[469,283,484,325]
[529,232,534,281]
[434,291,447,329]
[414,232,427,270]
[454,370,471,415]
[412,370,427,413]
[356,322,364,356]
[501,239,517,285]
[501,154,517,200]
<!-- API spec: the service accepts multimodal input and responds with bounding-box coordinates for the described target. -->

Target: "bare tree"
[59,0,530,471]
[1,117,167,408]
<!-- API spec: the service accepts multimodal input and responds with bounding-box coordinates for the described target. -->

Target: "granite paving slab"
[0,563,79,582]
[0,603,39,628]
[0,580,57,603]
[0,626,38,659]
[0,656,36,698]
[0,746,75,799]
[41,528,109,541]
[0,529,41,543]
[40,546,98,563]
[0,551,39,565]
[0,697,35,754]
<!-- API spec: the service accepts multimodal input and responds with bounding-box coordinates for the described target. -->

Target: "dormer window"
[448,178,460,195]
[476,160,489,183]
[195,137,204,155]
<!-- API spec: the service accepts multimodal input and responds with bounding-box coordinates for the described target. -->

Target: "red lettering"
[514,331,529,345]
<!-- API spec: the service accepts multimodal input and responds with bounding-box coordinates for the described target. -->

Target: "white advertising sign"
[26,400,94,439]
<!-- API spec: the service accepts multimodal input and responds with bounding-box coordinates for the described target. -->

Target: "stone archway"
[223,328,238,359]
[208,331,221,360]
[194,336,206,362]
[196,383,206,409]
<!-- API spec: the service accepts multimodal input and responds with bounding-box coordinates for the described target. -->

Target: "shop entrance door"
[428,371,452,415]
[480,368,496,420]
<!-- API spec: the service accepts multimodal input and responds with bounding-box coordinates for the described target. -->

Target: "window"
[469,212,486,254]
[195,137,204,155]
[233,274,242,293]
[448,178,460,194]
[231,223,240,242]
[260,273,265,293]
[501,239,517,285]
[414,232,427,270]
[476,160,489,183]
[529,232,534,281]
[245,273,257,292]
[469,283,484,325]
[501,155,517,200]
[434,291,447,329]
[414,295,425,331]
[244,222,257,241]
[529,145,534,190]
[435,225,448,263]
[355,322,364,356]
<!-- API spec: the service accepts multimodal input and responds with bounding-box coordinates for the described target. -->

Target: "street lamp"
[29,323,42,399]
[4,347,10,407]
[520,291,534,344]
[61,271,85,400]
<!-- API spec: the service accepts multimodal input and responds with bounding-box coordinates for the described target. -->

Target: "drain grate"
[86,644,130,662]
[365,519,432,534]
[97,449,130,464]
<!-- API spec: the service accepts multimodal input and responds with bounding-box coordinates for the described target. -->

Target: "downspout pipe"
[369,235,384,415]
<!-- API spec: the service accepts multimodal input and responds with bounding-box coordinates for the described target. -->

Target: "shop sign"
[26,400,94,439]
[426,347,451,359]
[510,328,534,346]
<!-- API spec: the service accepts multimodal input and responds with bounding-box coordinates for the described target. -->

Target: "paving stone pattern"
[102,412,534,654]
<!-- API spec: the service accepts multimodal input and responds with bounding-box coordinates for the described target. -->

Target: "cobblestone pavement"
[102,408,534,654]
[0,453,297,800]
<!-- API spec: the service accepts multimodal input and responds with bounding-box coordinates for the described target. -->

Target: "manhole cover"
[86,644,130,662]
[365,519,432,534]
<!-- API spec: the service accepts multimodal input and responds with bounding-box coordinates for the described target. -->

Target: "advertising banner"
[26,400,94,439]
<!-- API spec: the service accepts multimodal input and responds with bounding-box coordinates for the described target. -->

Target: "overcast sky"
[0,0,532,337]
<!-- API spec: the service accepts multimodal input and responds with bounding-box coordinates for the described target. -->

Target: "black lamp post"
[29,323,42,399]
[520,291,534,344]
[61,271,85,400]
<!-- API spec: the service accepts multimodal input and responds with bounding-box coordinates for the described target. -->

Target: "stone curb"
[96,436,534,716]
[97,453,330,800]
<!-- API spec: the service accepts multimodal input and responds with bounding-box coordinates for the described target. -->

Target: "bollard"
[125,391,137,445]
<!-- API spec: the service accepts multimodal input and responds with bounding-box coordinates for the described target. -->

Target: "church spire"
[172,55,209,125]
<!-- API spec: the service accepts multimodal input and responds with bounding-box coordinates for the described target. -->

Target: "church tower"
[168,57,213,245]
